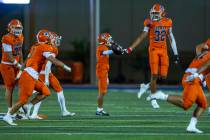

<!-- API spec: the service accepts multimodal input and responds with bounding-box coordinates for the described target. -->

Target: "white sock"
[7,107,12,116]
[7,107,11,114]
[146,83,150,88]
[97,107,103,112]
[28,103,33,108]
[57,91,68,112]
[163,94,169,101]
[31,101,42,116]
[208,107,210,112]
[6,112,13,117]
[188,117,197,128]
[32,90,37,94]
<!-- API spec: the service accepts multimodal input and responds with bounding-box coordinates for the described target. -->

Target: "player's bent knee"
[183,101,193,110]
[199,103,207,110]
[19,97,28,105]
[42,87,51,96]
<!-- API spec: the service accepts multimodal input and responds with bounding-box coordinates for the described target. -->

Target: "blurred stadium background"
[0,0,210,85]
[0,0,210,140]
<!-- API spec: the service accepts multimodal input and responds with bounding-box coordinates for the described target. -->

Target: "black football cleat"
[96,110,110,116]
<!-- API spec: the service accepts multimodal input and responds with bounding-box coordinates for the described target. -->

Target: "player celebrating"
[30,32,75,119]
[148,50,210,133]
[124,4,179,109]
[3,29,72,125]
[96,33,124,116]
[0,19,24,114]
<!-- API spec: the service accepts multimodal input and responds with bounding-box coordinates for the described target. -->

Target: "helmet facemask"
[55,35,62,47]
[106,36,113,47]
[150,11,162,21]
[10,25,23,36]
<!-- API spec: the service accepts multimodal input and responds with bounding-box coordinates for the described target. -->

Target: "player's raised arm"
[168,27,179,64]
[196,38,210,55]
[46,55,71,72]
[185,59,210,82]
[125,17,153,54]
[125,31,148,54]
[197,59,210,74]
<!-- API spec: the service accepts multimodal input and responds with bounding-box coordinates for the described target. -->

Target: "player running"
[3,29,71,125]
[0,19,24,114]
[124,3,179,109]
[30,32,75,119]
[195,38,210,115]
[148,50,210,133]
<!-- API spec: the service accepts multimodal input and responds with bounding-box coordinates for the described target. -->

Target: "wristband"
[198,74,204,81]
[63,65,71,72]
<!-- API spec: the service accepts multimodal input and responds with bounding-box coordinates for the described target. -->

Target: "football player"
[195,38,210,115]
[124,4,179,109]
[0,19,24,114]
[30,32,75,119]
[3,30,71,125]
[96,33,124,116]
[148,50,210,133]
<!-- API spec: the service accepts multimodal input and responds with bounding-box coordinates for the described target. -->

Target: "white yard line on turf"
[0,132,210,136]
[1,119,208,123]
[1,125,210,128]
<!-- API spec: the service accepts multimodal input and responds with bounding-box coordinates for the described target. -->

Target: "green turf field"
[0,88,210,140]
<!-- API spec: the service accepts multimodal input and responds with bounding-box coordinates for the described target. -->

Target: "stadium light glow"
[1,0,30,4]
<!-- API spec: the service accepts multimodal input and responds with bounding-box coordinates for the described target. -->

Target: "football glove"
[123,47,133,54]
[110,42,125,55]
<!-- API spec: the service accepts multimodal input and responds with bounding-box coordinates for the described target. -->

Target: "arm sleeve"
[43,52,56,58]
[143,19,150,32]
[143,27,149,32]
[2,43,12,52]
[101,50,113,55]
[44,61,52,84]
[169,27,178,55]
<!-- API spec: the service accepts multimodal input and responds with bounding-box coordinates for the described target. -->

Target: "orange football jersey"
[205,38,210,50]
[144,17,172,49]
[188,51,210,69]
[26,43,55,72]
[40,46,58,71]
[1,33,24,63]
[96,45,110,71]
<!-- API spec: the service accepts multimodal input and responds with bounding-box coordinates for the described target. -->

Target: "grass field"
[0,88,210,140]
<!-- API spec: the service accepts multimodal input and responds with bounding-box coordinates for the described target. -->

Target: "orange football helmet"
[50,32,62,47]
[150,3,165,21]
[8,19,23,36]
[36,29,53,44]
[97,33,113,46]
